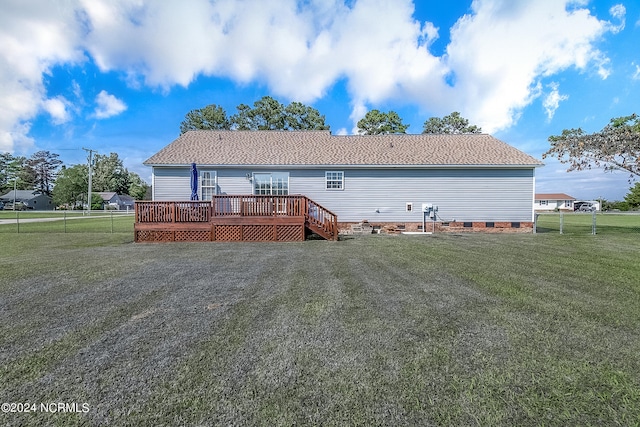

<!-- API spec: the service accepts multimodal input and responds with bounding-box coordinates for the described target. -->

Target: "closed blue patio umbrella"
[190,163,199,200]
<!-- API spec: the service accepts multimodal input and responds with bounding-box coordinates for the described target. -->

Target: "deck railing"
[306,198,338,237]
[135,201,210,223]
[135,195,338,240]
[211,195,306,217]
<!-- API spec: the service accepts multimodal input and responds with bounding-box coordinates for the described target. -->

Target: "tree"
[624,182,640,209]
[26,151,62,195]
[180,104,231,134]
[422,112,482,134]
[543,114,640,178]
[357,110,409,135]
[284,102,329,130]
[90,152,149,197]
[90,193,104,210]
[0,153,16,193]
[231,96,287,130]
[53,164,88,208]
[92,153,131,194]
[127,172,150,200]
[13,157,36,191]
[181,96,329,133]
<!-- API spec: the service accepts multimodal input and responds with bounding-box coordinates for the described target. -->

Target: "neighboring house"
[98,192,135,210]
[534,193,576,211]
[143,130,543,232]
[0,190,54,210]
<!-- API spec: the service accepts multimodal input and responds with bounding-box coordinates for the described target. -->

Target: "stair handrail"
[303,195,338,240]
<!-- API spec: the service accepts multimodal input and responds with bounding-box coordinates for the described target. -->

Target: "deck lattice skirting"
[134,195,338,242]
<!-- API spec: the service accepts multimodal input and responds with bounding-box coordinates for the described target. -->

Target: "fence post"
[559,212,563,235]
[592,210,596,235]
[17,211,19,234]
[111,210,114,233]
[533,214,538,234]
[64,211,67,233]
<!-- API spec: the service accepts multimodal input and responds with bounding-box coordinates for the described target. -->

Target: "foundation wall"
[339,221,534,234]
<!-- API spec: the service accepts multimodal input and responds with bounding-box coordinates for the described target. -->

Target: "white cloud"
[349,101,369,134]
[0,0,83,152]
[94,90,127,119]
[444,0,614,132]
[633,64,640,80]
[0,0,626,152]
[542,83,569,120]
[607,4,626,33]
[42,96,72,124]
[73,0,622,132]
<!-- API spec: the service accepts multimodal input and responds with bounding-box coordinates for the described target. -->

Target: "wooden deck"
[134,195,338,242]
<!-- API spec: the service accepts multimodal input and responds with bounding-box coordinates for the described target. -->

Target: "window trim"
[200,170,217,200]
[325,171,344,190]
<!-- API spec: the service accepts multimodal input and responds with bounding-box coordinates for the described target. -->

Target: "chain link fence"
[534,212,640,235]
[0,210,134,234]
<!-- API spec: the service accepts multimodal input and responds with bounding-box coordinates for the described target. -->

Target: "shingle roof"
[535,193,576,200]
[0,190,41,201]
[144,130,543,167]
[97,192,117,201]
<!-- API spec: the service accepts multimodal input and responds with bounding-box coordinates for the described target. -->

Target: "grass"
[0,211,134,234]
[0,229,639,426]
[536,212,640,235]
[0,211,89,219]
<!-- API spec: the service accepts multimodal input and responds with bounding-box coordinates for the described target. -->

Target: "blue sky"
[2,0,639,200]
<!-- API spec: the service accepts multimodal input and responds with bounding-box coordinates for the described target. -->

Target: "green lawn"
[536,212,640,235]
[1,231,639,426]
[0,212,134,234]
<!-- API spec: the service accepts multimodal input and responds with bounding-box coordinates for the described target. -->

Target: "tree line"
[0,151,150,209]
[180,96,482,135]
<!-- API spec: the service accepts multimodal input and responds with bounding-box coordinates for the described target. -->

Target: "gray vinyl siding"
[290,168,534,222]
[153,167,191,201]
[152,166,535,222]
[217,169,254,194]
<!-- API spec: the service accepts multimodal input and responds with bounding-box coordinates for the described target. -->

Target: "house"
[534,193,576,211]
[0,190,54,210]
[143,130,543,234]
[97,192,135,210]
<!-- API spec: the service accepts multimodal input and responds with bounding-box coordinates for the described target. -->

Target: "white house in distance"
[143,130,543,233]
[534,193,576,211]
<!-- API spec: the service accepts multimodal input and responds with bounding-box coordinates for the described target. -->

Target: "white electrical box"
[422,203,432,212]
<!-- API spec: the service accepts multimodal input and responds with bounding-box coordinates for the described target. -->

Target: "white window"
[406,202,413,212]
[253,172,289,195]
[325,171,344,190]
[200,171,216,200]
[539,200,548,206]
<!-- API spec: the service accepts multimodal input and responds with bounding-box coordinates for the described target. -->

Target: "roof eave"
[146,163,543,169]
